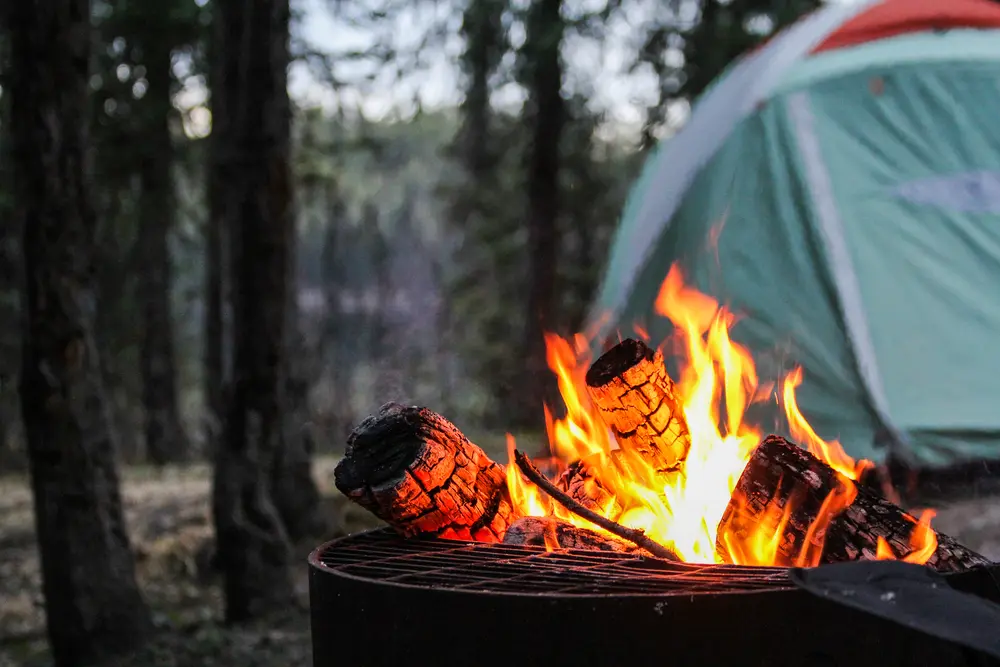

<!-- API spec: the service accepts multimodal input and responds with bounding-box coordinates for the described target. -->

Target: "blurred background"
[4,0,1000,665]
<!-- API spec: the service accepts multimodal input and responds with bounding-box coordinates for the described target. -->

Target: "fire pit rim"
[307,527,805,600]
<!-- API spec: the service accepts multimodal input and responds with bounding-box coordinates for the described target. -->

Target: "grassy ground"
[2,447,1000,667]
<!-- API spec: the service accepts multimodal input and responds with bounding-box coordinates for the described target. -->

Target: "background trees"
[0,0,820,663]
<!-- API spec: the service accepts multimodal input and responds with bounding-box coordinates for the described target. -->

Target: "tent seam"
[785,90,911,458]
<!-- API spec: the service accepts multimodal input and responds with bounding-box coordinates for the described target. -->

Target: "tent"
[590,0,1000,467]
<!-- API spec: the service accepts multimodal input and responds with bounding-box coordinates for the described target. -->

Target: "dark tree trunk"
[0,32,23,470]
[447,0,510,422]
[457,0,504,180]
[210,0,296,622]
[138,30,188,465]
[204,189,225,444]
[519,0,564,433]
[271,331,324,541]
[9,1,153,664]
[271,228,323,542]
[204,0,228,449]
[204,177,226,446]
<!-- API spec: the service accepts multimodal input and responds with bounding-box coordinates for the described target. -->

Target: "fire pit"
[315,270,1000,665]
[309,529,1000,667]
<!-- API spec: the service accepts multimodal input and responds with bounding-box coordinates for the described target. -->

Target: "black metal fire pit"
[309,528,1000,667]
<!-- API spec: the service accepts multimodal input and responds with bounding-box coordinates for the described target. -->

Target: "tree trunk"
[519,0,564,434]
[210,0,296,622]
[271,247,323,542]
[138,30,188,465]
[0,34,23,470]
[9,1,153,664]
[204,0,228,450]
[457,0,504,180]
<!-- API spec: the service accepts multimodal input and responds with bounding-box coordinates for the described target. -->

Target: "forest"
[10,0,994,665]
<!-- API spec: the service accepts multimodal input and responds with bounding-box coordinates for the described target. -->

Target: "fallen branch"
[513,449,679,561]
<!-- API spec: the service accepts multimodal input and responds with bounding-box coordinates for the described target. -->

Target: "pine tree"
[517,0,566,431]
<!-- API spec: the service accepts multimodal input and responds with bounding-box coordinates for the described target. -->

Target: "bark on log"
[555,458,622,518]
[334,403,520,542]
[585,338,691,473]
[717,436,990,572]
[502,516,642,553]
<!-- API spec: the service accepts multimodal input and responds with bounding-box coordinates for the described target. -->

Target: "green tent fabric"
[590,12,1000,467]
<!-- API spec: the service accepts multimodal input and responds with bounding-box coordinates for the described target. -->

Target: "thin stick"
[513,450,679,562]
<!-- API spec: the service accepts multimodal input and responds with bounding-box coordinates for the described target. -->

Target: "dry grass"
[2,449,1000,667]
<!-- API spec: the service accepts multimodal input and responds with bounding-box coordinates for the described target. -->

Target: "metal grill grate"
[313,528,794,596]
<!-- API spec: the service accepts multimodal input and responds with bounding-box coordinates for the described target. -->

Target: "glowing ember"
[506,263,938,566]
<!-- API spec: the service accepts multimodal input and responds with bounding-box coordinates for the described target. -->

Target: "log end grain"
[585,337,653,388]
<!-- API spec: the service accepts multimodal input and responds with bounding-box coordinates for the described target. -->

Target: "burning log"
[717,436,990,572]
[585,338,691,474]
[554,458,622,518]
[333,403,520,542]
[502,517,642,553]
[513,450,680,561]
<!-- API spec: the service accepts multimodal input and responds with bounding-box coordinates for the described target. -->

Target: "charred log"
[502,516,642,553]
[555,457,622,518]
[717,436,990,572]
[334,403,520,542]
[585,338,691,473]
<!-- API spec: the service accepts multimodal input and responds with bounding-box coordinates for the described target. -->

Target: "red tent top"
[811,0,1000,54]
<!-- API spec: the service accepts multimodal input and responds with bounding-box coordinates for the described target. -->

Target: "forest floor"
[0,455,386,667]
[3,448,1000,667]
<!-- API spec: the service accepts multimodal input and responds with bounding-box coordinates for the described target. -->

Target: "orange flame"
[783,368,872,481]
[505,262,937,567]
[794,477,858,568]
[720,484,793,566]
[505,434,550,518]
[876,509,939,563]
[542,520,561,552]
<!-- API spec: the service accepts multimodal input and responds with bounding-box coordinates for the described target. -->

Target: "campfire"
[333,265,988,572]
